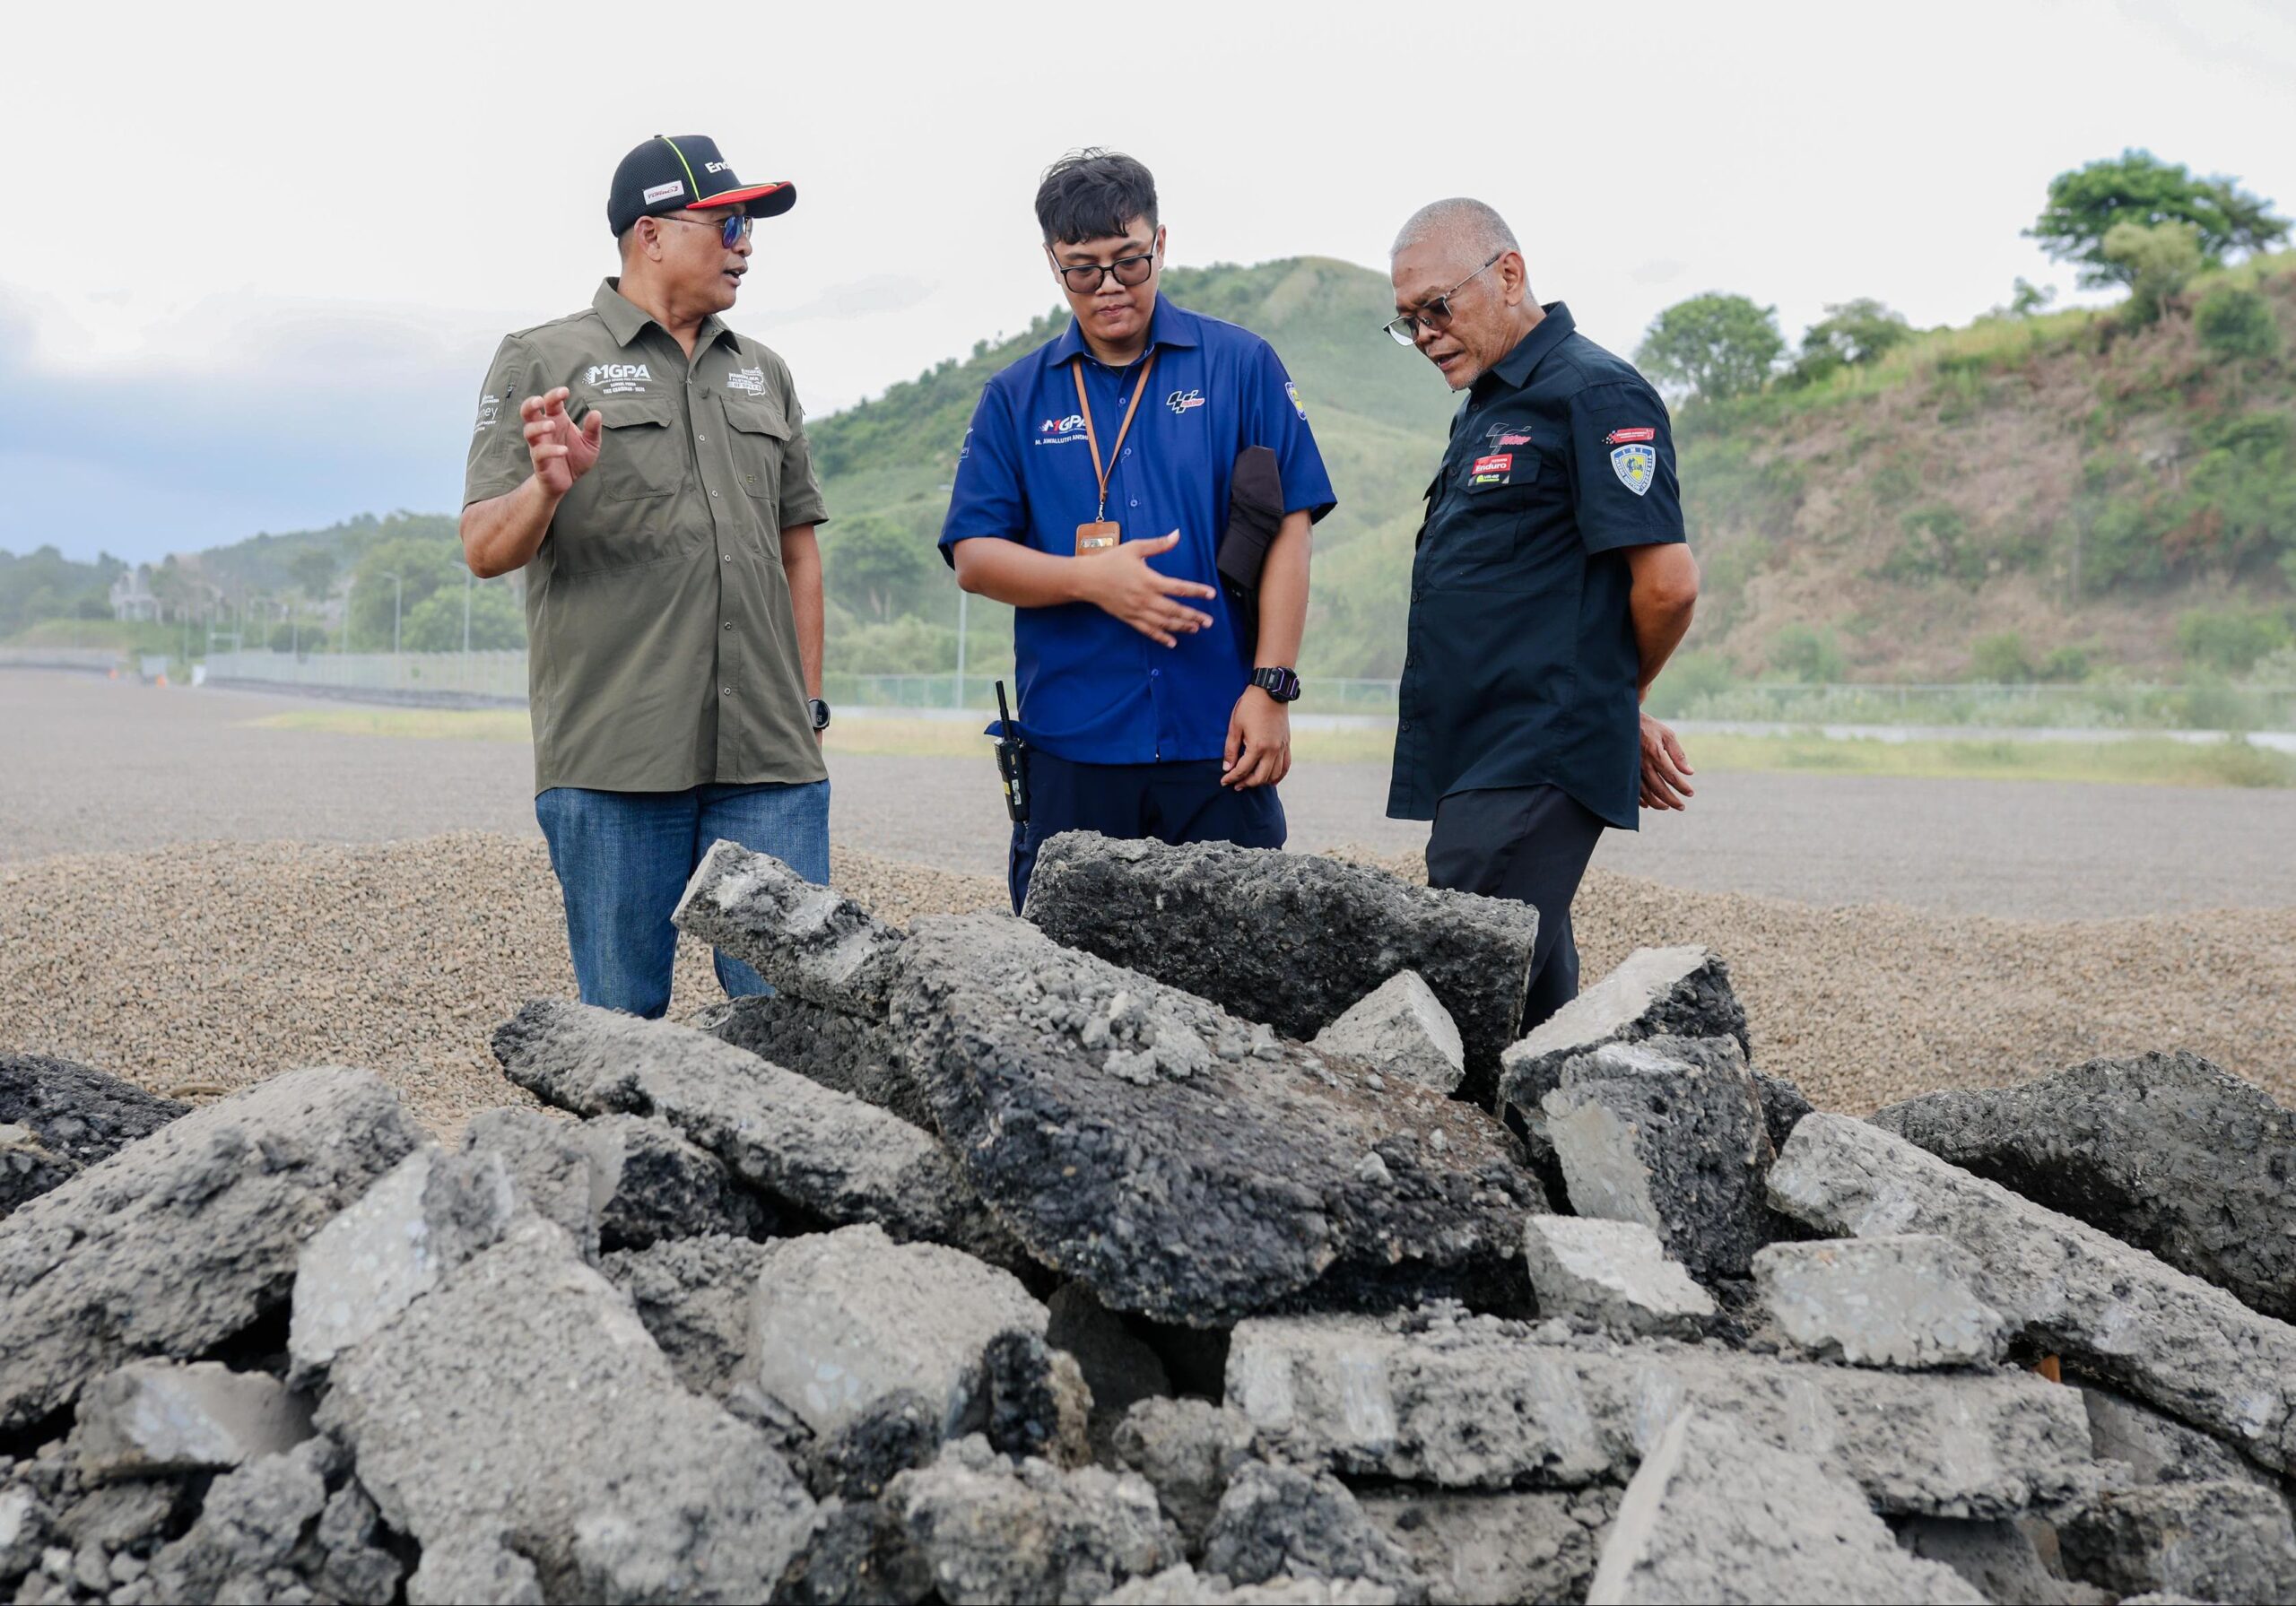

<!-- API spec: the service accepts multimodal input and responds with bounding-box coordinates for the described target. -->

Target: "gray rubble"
[1113,1397,1257,1548]
[1228,1309,2095,1515]
[0,1066,421,1432]
[0,1053,187,1217]
[1586,1406,1985,1604]
[2056,1480,2296,1602]
[463,1106,770,1254]
[1104,1564,1402,1603]
[883,1434,1177,1605]
[1753,1235,2011,1368]
[1522,1215,1715,1338]
[745,1223,1048,1439]
[317,1217,817,1603]
[674,839,907,1014]
[599,1233,777,1402]
[1768,1112,2296,1471]
[492,995,1017,1263]
[1543,1038,1777,1279]
[1202,1462,1430,1603]
[1874,1050,2296,1323]
[2080,1384,2284,1490]
[1020,833,1542,1096]
[1309,972,1465,1097]
[1358,1487,1617,1606]
[690,990,934,1130]
[892,913,1542,1326]
[1892,1517,2111,1606]
[71,1362,311,1481]
[1048,1283,1172,1447]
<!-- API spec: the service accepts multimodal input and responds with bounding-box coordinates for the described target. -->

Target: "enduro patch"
[1611,443,1657,495]
[1469,452,1514,486]
[1605,426,1657,445]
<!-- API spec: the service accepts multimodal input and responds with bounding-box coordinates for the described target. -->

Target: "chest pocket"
[589,399,684,506]
[1423,451,1551,590]
[725,399,790,511]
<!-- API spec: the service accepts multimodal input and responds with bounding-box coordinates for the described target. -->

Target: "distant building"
[110,564,160,623]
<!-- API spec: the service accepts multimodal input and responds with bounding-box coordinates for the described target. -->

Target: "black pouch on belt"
[1216,446,1285,663]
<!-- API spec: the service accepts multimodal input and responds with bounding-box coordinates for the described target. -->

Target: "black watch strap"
[808,698,831,732]
[1250,665,1302,703]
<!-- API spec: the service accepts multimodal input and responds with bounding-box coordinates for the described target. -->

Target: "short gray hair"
[1390,198,1519,265]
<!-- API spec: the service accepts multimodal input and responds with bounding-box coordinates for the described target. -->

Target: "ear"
[1153,223,1169,259]
[1498,250,1528,307]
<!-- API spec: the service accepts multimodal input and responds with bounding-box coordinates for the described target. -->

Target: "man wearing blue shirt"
[941,149,1336,911]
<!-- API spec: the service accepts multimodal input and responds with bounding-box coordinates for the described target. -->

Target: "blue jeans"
[535,779,831,1019]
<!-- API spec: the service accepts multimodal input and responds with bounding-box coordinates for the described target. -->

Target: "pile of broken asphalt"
[4,829,2295,1604]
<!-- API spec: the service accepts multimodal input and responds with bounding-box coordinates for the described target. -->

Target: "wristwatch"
[1250,666,1302,704]
[808,698,832,732]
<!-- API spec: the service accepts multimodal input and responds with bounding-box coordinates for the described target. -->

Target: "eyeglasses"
[1055,252,1157,293]
[1384,255,1501,345]
[656,212,753,249]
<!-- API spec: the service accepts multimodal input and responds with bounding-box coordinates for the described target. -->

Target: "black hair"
[1035,149,1159,245]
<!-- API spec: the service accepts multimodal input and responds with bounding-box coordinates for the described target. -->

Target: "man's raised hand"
[1079,532,1218,648]
[522,388,603,498]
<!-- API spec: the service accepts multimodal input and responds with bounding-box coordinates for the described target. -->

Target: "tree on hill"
[347,534,464,649]
[1636,294,1784,403]
[1788,299,1913,386]
[402,579,525,651]
[289,548,337,602]
[2030,150,2289,289]
[2100,221,2204,326]
[823,513,937,622]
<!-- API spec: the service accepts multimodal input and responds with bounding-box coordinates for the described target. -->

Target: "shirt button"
[723,621,732,630]
[697,433,707,442]
[710,490,719,499]
[723,553,733,562]
[1150,668,1161,678]
[722,687,732,696]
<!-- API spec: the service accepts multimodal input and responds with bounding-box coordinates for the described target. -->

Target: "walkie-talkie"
[993,680,1030,824]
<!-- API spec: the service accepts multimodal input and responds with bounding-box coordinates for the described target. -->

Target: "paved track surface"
[7,672,2292,918]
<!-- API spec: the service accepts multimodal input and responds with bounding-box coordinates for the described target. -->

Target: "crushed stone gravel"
[2,832,2290,1138]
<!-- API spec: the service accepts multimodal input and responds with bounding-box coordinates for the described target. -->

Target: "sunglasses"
[656,212,754,249]
[1384,255,1501,345]
[1054,252,1157,293]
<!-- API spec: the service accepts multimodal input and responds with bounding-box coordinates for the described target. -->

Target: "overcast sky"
[6,0,2294,566]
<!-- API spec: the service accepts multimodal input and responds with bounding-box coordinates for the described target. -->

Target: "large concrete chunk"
[2081,1384,2283,1490]
[2057,1480,2296,1603]
[884,1435,1178,1605]
[1021,833,1541,1098]
[1768,1113,2296,1471]
[0,1066,422,1432]
[891,914,1544,1327]
[1754,1236,2011,1369]
[691,991,934,1131]
[1202,1462,1429,1602]
[1227,1310,2095,1516]
[1892,1518,2110,1606]
[1113,1398,1257,1548]
[72,1361,311,1480]
[0,1052,187,1216]
[599,1233,777,1402]
[1309,972,1465,1097]
[1495,946,1750,1146]
[1523,1215,1715,1338]
[463,1107,770,1256]
[1543,1040,1775,1279]
[674,839,906,1015]
[746,1223,1048,1439]
[317,1218,816,1603]
[1874,1051,2296,1324]
[1359,1487,1616,1606]
[492,997,1017,1263]
[1587,1407,1986,1604]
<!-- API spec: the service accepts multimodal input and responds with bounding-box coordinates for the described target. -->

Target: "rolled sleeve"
[462,335,548,508]
[936,385,1028,565]
[1248,343,1337,522]
[1570,380,1685,554]
[776,378,829,530]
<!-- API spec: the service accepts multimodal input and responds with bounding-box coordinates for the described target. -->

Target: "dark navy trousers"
[1009,751,1286,914]
[1425,784,1607,1034]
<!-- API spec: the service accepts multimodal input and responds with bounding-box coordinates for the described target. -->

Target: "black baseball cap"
[607,135,796,238]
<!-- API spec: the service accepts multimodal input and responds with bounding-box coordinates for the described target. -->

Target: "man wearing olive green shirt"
[462,135,831,1018]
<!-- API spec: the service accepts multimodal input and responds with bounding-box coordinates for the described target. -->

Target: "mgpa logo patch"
[1034,413,1088,446]
[587,361,653,396]
[1611,442,1656,496]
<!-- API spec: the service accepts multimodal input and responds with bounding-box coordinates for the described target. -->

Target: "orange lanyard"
[1072,352,1158,524]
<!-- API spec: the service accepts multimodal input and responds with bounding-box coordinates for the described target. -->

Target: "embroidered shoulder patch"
[1605,426,1657,445]
[1611,443,1656,496]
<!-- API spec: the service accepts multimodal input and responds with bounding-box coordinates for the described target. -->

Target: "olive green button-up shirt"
[464,279,830,795]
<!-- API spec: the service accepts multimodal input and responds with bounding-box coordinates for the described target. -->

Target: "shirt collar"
[1049,292,1203,369]
[594,278,736,353]
[1483,301,1575,390]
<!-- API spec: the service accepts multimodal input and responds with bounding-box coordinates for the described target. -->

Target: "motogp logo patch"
[1611,443,1657,496]
[1166,388,1206,415]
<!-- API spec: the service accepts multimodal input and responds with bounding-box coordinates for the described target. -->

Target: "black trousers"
[1009,750,1288,914]
[1426,785,1607,1034]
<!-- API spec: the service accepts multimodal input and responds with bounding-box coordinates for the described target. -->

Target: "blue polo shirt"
[938,295,1335,765]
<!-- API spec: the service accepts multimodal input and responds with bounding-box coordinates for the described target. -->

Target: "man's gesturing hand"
[1077,532,1217,647]
[523,388,603,498]
[1639,711,1695,811]
[1222,685,1291,790]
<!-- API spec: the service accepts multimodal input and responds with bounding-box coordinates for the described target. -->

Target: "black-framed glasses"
[656,212,753,248]
[1055,252,1157,293]
[1384,255,1501,345]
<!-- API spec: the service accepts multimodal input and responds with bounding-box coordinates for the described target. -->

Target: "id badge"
[1074,520,1122,555]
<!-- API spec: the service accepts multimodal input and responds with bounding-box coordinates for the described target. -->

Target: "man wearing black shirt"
[1384,197,1700,1031]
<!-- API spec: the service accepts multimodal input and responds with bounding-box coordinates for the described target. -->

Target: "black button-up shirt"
[1386,303,1686,829]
